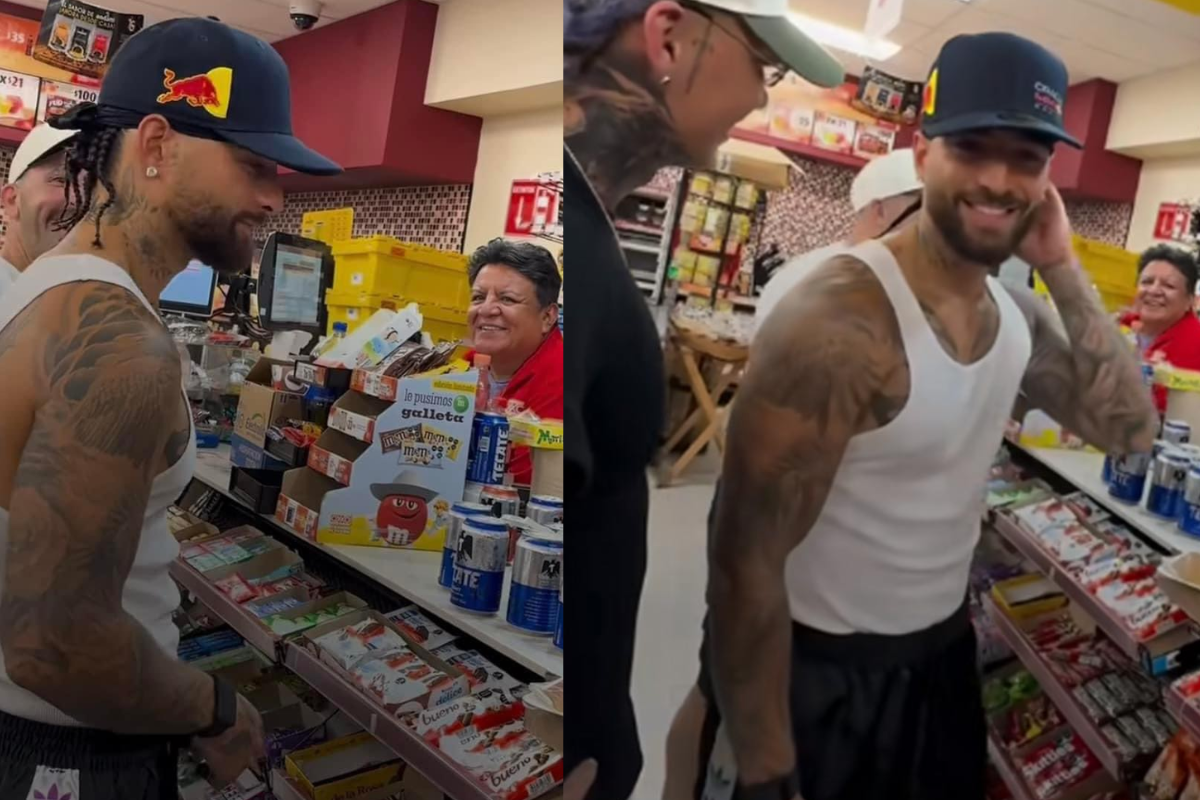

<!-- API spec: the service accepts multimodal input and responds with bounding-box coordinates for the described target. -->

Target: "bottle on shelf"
[475,353,492,414]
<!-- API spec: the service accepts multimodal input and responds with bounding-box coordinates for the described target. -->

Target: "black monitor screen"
[159,260,216,316]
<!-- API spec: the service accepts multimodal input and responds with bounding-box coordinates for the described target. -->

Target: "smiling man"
[698,32,1157,800]
[0,124,77,292]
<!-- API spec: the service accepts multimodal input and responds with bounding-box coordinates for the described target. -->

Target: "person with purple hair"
[563,3,842,798]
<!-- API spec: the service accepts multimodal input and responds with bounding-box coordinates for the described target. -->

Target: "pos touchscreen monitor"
[159,259,217,316]
[257,232,334,336]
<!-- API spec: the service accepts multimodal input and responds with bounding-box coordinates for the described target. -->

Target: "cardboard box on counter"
[511,418,563,497]
[204,546,304,589]
[275,468,343,541]
[328,391,392,443]
[293,359,353,393]
[307,429,370,486]
[315,371,477,552]
[234,358,305,449]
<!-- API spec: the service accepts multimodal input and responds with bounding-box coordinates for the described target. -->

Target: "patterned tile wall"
[0,142,470,252]
[650,154,1135,259]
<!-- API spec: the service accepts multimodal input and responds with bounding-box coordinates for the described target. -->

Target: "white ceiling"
[792,0,1200,84]
[4,0,438,42]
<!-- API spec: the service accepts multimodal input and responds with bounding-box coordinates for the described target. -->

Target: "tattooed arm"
[0,283,214,733]
[707,258,908,785]
[1009,271,1157,454]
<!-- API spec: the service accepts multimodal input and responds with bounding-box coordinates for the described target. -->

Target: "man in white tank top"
[0,124,78,293]
[0,18,339,800]
[666,34,1159,800]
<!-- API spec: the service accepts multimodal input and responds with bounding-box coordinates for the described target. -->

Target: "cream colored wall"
[1109,62,1200,159]
[1125,155,1200,253]
[463,105,563,254]
[426,0,562,111]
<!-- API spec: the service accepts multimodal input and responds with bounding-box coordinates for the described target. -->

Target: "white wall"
[1110,62,1200,158]
[1125,155,1200,253]
[426,0,562,115]
[463,106,563,254]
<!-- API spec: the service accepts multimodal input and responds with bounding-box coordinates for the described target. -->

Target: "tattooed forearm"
[707,259,908,783]
[0,283,213,734]
[1013,269,1158,454]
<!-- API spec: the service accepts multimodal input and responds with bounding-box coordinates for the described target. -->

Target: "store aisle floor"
[631,454,719,799]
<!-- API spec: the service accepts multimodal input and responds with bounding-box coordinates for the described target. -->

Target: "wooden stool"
[659,323,748,486]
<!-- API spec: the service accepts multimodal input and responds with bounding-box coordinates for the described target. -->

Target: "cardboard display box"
[315,371,477,552]
[249,591,368,639]
[285,732,406,800]
[294,359,353,393]
[235,358,305,449]
[308,429,370,486]
[266,433,312,469]
[328,391,393,443]
[276,468,343,541]
[204,546,304,590]
[229,466,285,513]
[511,418,563,497]
[168,508,220,544]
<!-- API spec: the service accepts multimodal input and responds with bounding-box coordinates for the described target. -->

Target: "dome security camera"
[289,0,322,31]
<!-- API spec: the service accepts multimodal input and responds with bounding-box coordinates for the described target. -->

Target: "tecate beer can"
[506,537,563,634]
[1148,450,1191,518]
[1165,420,1192,446]
[526,495,564,526]
[501,515,553,564]
[480,483,520,521]
[440,502,492,589]
[451,518,509,614]
[1181,467,1200,537]
[466,412,510,485]
[1108,452,1151,504]
[1102,453,1113,485]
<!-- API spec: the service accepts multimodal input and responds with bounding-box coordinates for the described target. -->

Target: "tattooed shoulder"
[751,255,910,432]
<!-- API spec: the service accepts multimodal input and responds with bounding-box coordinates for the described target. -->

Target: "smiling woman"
[465,238,563,486]
[1120,244,1200,411]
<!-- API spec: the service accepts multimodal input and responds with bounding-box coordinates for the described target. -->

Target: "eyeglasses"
[679,1,788,87]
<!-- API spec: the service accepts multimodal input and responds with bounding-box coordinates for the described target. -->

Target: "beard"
[924,184,1037,267]
[166,187,263,276]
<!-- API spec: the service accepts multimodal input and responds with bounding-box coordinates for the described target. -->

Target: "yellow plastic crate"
[331,236,470,309]
[325,288,468,343]
[325,289,404,335]
[301,207,354,244]
[1033,234,1139,313]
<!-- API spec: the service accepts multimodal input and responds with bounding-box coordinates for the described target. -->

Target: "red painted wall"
[273,0,481,191]
[1052,80,1141,203]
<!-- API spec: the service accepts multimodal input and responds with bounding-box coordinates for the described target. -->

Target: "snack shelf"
[989,514,1194,669]
[987,734,1036,800]
[168,560,281,658]
[190,446,564,678]
[1010,442,1200,556]
[984,595,1122,779]
[1165,679,1200,747]
[282,642,493,800]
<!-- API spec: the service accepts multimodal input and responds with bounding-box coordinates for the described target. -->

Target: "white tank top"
[786,240,1032,635]
[0,255,193,725]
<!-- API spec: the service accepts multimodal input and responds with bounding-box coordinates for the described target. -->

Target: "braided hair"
[55,125,124,247]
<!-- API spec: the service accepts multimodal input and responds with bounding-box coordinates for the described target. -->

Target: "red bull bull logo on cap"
[156,67,233,119]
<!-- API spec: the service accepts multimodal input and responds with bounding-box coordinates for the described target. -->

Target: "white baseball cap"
[8,123,76,185]
[694,0,844,88]
[850,148,922,213]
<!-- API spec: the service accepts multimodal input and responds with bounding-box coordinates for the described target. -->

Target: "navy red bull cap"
[81,17,340,175]
[920,32,1082,150]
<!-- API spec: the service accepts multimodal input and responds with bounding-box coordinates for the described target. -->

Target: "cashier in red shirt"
[466,238,564,486]
[1119,244,1200,411]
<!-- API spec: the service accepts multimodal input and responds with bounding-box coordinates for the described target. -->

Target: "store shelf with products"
[190,446,563,678]
[615,181,680,304]
[730,128,869,170]
[282,643,494,800]
[1010,442,1200,557]
[988,734,1035,800]
[984,595,1123,779]
[169,559,282,658]
[989,511,1195,671]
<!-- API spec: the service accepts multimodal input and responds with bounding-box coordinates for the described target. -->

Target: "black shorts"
[0,710,179,800]
[696,602,986,800]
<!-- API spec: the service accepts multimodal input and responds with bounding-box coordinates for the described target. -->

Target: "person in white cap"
[755,147,922,328]
[0,123,77,292]
[564,2,841,798]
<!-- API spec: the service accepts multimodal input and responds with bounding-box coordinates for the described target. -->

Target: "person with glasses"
[563,2,841,798]
[755,147,923,328]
